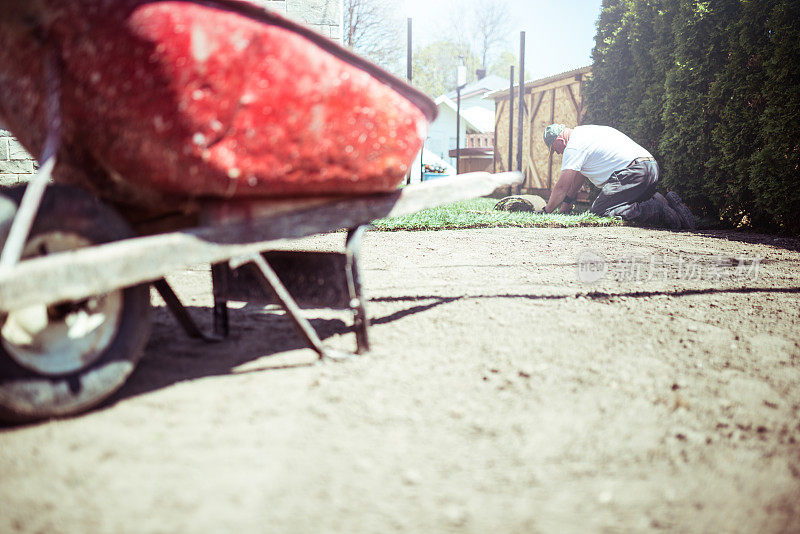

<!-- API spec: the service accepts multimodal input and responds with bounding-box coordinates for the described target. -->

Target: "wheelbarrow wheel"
[0,185,152,423]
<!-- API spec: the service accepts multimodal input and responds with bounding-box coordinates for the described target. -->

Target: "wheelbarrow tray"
[0,171,522,313]
[0,0,436,214]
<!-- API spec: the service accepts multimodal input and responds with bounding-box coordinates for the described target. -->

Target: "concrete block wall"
[0,0,342,188]
[0,128,35,187]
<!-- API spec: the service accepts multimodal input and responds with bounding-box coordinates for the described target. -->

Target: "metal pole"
[508,66,514,172]
[517,31,525,187]
[407,17,413,184]
[456,85,461,175]
[407,18,413,83]
[419,140,425,182]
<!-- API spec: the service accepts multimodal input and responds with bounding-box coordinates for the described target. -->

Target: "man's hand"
[539,201,571,215]
[543,169,584,213]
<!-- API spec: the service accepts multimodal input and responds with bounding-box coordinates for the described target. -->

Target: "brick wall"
[0,0,343,187]
[0,127,36,187]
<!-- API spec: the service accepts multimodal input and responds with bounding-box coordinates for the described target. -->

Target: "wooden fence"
[491,66,591,199]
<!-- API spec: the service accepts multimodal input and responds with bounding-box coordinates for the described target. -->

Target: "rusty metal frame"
[209,225,369,359]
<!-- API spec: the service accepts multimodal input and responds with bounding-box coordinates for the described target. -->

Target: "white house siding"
[425,95,489,171]
[0,0,343,187]
[422,75,508,172]
[426,105,461,165]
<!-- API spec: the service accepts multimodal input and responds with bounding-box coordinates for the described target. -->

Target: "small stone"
[443,504,468,525]
[309,404,331,419]
[355,458,373,472]
[401,469,422,486]
[598,490,613,504]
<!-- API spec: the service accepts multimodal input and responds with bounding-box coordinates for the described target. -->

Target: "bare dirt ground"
[1,226,799,533]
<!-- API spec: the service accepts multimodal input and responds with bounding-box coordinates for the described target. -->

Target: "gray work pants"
[590,160,659,221]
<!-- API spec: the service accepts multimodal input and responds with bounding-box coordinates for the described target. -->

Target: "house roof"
[446,74,509,100]
[461,107,494,133]
[434,95,492,133]
[486,65,592,100]
[435,95,495,133]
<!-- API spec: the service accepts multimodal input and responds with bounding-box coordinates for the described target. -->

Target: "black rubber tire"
[0,185,152,423]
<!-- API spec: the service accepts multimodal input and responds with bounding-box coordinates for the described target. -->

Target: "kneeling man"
[541,123,694,230]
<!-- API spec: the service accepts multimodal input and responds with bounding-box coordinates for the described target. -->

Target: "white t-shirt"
[560,125,652,187]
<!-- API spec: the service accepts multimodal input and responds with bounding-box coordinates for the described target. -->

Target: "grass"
[371,198,623,231]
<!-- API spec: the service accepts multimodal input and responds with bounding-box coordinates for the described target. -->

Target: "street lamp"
[455,58,467,175]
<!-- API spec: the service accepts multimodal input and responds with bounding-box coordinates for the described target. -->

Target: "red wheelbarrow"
[0,0,522,422]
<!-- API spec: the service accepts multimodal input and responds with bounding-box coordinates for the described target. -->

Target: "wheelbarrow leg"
[212,300,230,338]
[210,263,230,338]
[229,253,355,361]
[153,279,221,342]
[345,226,370,354]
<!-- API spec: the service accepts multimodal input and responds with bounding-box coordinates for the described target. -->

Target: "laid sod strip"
[371,198,622,231]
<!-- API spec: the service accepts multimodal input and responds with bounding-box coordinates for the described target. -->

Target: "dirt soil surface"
[1,226,800,533]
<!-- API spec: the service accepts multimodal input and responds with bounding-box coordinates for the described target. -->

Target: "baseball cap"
[543,123,565,150]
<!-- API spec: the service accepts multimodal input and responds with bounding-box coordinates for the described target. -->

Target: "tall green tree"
[584,0,671,151]
[585,0,800,232]
[749,0,800,232]
[583,0,635,128]
[706,0,768,227]
[626,0,672,152]
[658,0,728,214]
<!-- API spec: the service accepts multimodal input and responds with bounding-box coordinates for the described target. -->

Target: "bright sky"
[403,0,602,81]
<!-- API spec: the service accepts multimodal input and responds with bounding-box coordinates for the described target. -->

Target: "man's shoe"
[666,191,696,230]
[632,194,681,229]
[652,193,682,230]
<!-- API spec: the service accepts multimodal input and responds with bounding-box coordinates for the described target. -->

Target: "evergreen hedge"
[584,0,800,233]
